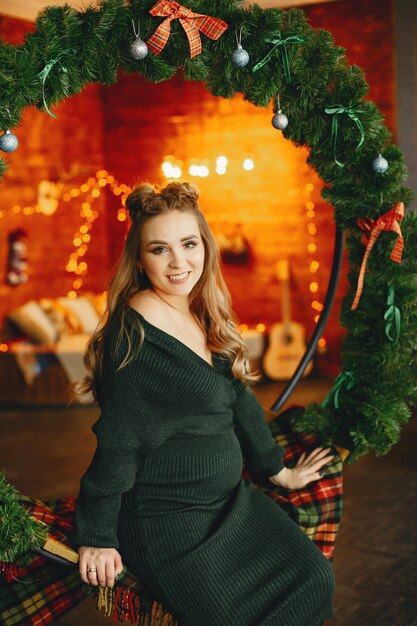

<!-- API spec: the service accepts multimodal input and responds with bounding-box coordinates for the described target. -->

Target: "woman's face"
[139,210,205,300]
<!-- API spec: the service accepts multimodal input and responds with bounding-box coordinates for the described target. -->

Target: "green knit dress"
[74,309,335,626]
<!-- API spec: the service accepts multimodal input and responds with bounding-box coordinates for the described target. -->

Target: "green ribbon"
[324,104,365,168]
[252,31,306,83]
[384,286,401,345]
[322,371,355,410]
[38,49,76,118]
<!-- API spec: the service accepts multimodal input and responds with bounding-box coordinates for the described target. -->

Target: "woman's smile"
[167,271,191,284]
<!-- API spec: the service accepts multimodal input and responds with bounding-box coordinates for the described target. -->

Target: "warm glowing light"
[63,193,71,202]
[308,243,317,252]
[73,279,83,289]
[73,237,82,247]
[82,202,91,210]
[217,156,228,167]
[240,324,249,331]
[305,183,314,192]
[189,164,199,176]
[96,169,108,178]
[23,207,34,215]
[243,159,254,171]
[88,177,96,185]
[309,260,320,272]
[82,234,91,243]
[98,178,107,187]
[118,212,127,222]
[91,189,100,198]
[76,248,86,256]
[216,166,227,175]
[80,225,88,234]
[68,291,77,299]
[306,201,315,210]
[0,344,8,352]
[314,315,320,323]
[80,183,89,192]
[12,205,21,213]
[306,210,315,218]
[171,166,182,179]
[198,165,209,177]
[318,338,326,348]
[311,300,320,310]
[106,175,115,184]
[308,223,317,235]
[309,282,319,293]
[70,188,80,197]
[256,323,266,333]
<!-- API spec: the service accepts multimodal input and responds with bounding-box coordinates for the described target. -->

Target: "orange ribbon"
[147,0,228,58]
[351,202,404,310]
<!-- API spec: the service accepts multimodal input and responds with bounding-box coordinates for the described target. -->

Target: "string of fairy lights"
[0,160,325,351]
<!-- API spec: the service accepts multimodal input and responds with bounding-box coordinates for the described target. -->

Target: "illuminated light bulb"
[82,202,91,210]
[79,262,87,271]
[68,290,77,299]
[76,248,86,257]
[23,207,33,215]
[87,177,96,185]
[318,338,326,348]
[309,261,319,272]
[82,234,91,243]
[98,178,107,187]
[198,165,209,177]
[106,175,115,184]
[92,210,99,218]
[189,165,199,176]
[217,156,228,167]
[118,212,127,222]
[0,344,8,352]
[216,167,226,175]
[73,279,83,289]
[91,189,100,198]
[309,282,318,293]
[70,188,80,197]
[311,300,320,310]
[35,205,42,213]
[240,324,248,331]
[80,225,88,234]
[243,159,254,171]
[308,243,317,253]
[80,183,89,193]
[96,169,108,178]
[162,162,174,177]
[306,201,315,210]
[73,237,82,247]
[316,303,324,311]
[305,183,314,192]
[171,166,182,179]
[306,210,315,219]
[63,193,71,202]
[256,323,266,333]
[314,314,320,323]
[308,224,317,235]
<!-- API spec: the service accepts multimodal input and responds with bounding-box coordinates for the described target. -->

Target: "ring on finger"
[87,567,97,573]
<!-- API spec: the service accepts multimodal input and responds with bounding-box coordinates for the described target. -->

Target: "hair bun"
[125,183,155,221]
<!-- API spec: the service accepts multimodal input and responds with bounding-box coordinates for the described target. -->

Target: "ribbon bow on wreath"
[252,31,306,83]
[324,104,364,168]
[351,202,405,310]
[147,0,228,58]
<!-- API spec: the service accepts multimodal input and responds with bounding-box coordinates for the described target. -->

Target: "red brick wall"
[0,15,108,332]
[0,0,395,377]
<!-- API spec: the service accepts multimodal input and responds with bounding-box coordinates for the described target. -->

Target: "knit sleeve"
[73,327,160,550]
[232,383,285,478]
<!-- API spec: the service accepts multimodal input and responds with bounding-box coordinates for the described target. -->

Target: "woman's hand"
[78,546,124,588]
[269,447,334,490]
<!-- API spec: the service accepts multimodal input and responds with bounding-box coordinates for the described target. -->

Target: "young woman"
[73,181,335,626]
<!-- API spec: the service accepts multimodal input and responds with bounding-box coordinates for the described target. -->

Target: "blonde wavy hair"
[73,181,258,401]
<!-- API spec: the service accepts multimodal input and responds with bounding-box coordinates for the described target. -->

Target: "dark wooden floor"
[1,377,416,625]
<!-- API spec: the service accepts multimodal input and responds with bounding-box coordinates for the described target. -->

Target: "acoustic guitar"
[263,260,313,380]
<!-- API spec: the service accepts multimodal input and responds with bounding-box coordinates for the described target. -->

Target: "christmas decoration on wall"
[0,0,415,464]
[231,27,249,68]
[371,153,389,174]
[271,94,288,131]
[0,129,18,153]
[130,19,149,60]
[6,229,28,286]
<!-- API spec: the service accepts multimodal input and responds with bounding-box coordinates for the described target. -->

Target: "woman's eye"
[151,247,166,254]
[184,241,197,249]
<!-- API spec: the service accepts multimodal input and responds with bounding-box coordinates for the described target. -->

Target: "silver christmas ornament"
[130,19,148,61]
[131,37,148,60]
[231,44,249,68]
[271,110,288,131]
[372,154,389,174]
[0,129,18,153]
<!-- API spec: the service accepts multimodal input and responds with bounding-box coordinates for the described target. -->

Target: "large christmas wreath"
[1,0,416,463]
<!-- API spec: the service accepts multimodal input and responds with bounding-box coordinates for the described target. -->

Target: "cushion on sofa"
[8,301,59,343]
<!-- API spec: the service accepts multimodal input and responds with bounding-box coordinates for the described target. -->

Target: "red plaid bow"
[147,0,228,58]
[351,202,404,310]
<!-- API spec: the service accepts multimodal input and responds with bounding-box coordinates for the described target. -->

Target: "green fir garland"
[0,0,416,463]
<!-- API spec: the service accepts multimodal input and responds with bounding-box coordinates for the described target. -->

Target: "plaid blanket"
[0,411,344,626]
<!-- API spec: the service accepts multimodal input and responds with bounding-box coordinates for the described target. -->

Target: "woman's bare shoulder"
[128,291,170,330]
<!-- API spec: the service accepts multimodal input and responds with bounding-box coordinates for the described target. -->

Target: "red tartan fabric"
[0,414,343,626]
[147,0,228,58]
[351,201,404,310]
